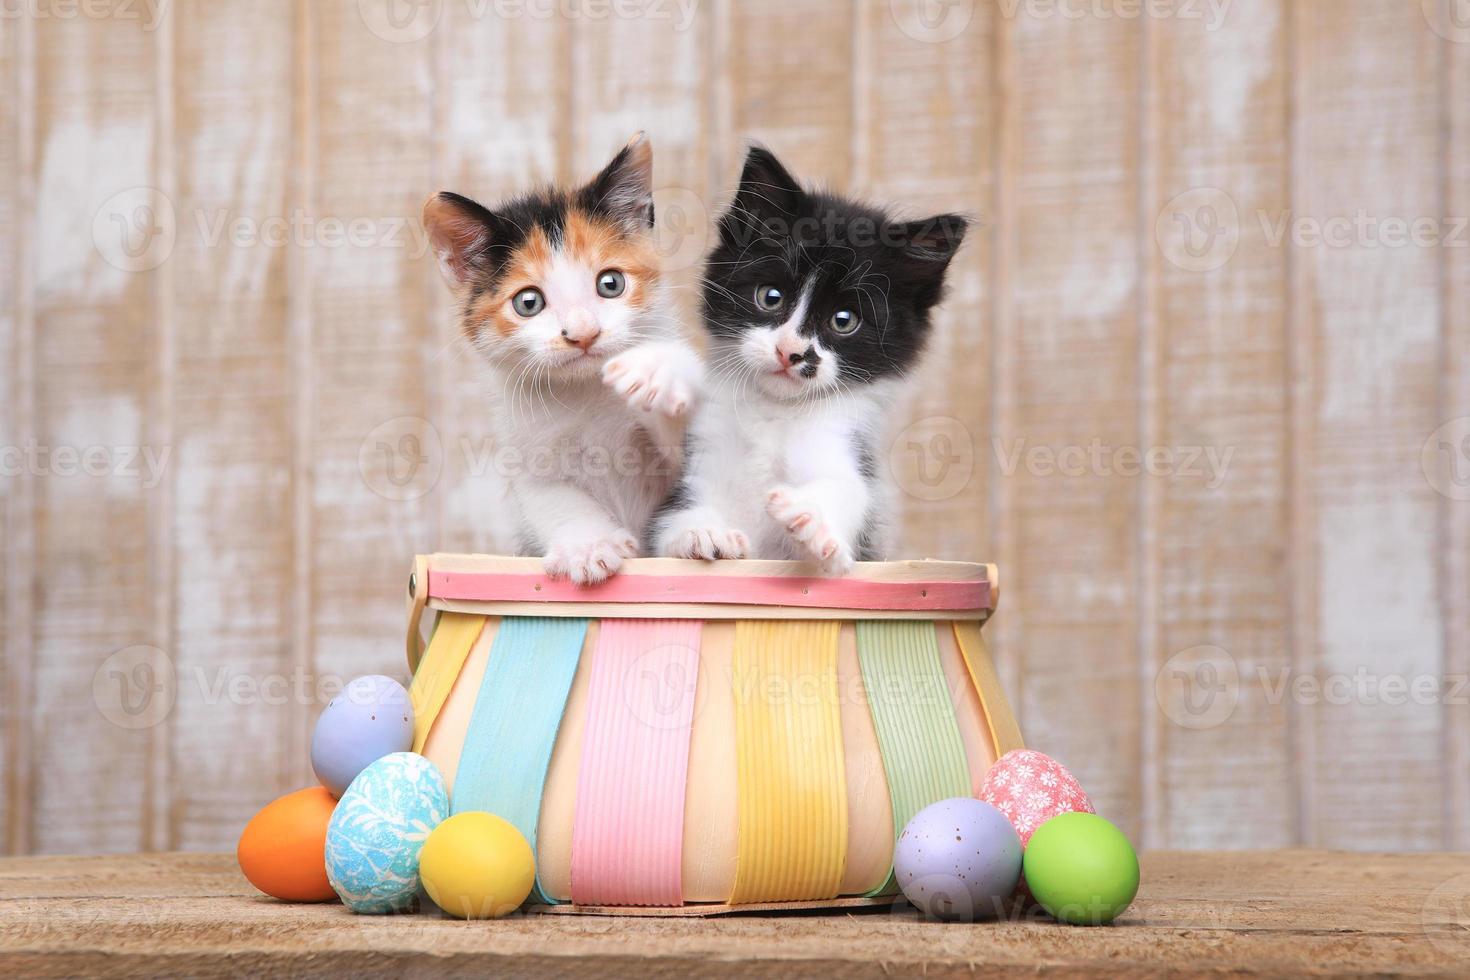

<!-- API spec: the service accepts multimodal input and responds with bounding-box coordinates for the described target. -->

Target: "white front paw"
[765,485,854,576]
[602,347,693,419]
[662,525,750,561]
[543,530,639,585]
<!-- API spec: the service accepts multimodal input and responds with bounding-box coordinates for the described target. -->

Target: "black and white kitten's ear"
[585,131,655,230]
[423,191,503,289]
[730,145,803,222]
[896,213,969,266]
[890,213,969,305]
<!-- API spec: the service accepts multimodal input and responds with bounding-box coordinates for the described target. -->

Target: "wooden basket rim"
[418,554,994,605]
[406,556,999,670]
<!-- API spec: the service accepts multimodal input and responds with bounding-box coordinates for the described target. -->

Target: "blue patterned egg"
[325,752,447,914]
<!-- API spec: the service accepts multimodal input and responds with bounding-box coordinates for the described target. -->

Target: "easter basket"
[404,554,1021,916]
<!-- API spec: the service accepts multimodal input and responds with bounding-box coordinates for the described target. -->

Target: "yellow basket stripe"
[409,612,485,753]
[730,620,848,904]
[952,621,1024,755]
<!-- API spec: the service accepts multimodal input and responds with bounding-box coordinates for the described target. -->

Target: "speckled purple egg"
[894,798,1022,921]
[311,675,414,798]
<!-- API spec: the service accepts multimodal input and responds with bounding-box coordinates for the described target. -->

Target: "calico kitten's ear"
[423,191,503,288]
[895,213,969,266]
[731,145,802,222]
[584,132,655,230]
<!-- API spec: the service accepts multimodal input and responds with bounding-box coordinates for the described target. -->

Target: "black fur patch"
[853,431,878,481]
[430,141,652,297]
[702,146,968,386]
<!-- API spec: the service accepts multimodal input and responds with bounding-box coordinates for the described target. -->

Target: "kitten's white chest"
[497,381,674,535]
[694,391,866,546]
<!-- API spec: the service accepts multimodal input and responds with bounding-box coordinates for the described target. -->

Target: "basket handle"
[405,555,430,673]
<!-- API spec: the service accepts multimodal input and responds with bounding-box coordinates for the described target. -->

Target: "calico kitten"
[649,146,966,575]
[425,133,702,584]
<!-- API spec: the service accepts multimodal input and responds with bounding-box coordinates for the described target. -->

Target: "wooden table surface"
[2,851,1468,977]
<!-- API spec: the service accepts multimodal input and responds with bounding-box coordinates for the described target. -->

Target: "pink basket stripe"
[429,570,988,613]
[570,619,702,907]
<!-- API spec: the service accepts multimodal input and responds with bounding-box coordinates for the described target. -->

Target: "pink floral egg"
[979,749,1094,846]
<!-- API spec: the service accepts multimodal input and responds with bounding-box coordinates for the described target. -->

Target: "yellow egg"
[420,811,536,919]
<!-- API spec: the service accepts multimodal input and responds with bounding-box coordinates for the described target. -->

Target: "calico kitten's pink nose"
[562,327,601,350]
[561,311,601,350]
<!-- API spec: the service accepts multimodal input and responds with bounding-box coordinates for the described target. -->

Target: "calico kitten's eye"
[512,287,545,318]
[830,310,860,335]
[754,285,784,311]
[596,270,626,298]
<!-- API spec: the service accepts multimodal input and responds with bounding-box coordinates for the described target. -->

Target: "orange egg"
[237,786,339,902]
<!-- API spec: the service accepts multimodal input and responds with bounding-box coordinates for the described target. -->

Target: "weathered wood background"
[2,0,1467,856]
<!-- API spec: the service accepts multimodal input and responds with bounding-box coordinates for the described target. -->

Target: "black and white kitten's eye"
[830,309,860,335]
[596,269,626,298]
[754,284,785,312]
[512,287,545,318]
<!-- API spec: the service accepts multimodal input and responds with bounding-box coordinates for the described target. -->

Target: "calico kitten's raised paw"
[543,530,639,585]
[662,525,750,561]
[765,486,854,576]
[603,347,693,419]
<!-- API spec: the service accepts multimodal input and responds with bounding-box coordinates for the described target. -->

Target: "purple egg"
[311,675,414,798]
[894,798,1022,921]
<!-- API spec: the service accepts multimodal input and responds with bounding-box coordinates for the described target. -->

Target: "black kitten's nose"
[787,351,804,365]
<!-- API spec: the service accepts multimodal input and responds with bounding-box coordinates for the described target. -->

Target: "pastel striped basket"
[404,554,1020,915]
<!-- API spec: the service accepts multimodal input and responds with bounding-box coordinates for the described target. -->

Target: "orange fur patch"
[462,208,660,342]
[562,210,660,309]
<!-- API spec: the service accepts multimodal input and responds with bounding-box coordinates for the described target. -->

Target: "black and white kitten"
[649,146,966,574]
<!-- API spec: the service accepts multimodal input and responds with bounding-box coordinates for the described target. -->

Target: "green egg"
[1022,812,1139,926]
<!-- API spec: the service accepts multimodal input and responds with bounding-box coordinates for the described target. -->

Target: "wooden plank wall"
[1,0,1466,854]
